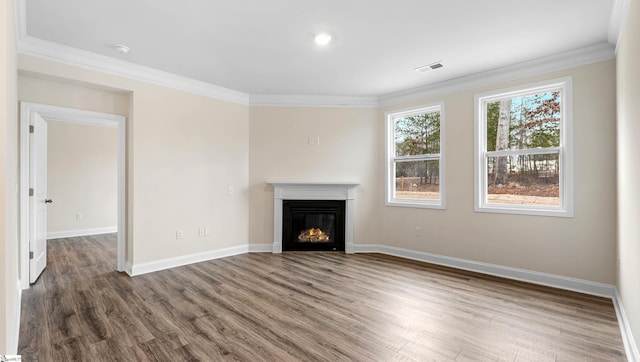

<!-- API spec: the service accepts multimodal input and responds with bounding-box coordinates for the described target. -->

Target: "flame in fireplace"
[298,228,331,243]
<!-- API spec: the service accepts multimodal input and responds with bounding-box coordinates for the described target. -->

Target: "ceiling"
[23,0,616,98]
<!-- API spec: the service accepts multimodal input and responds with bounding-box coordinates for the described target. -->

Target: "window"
[385,103,444,208]
[474,77,573,217]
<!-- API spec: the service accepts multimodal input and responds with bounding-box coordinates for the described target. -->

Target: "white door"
[29,112,48,283]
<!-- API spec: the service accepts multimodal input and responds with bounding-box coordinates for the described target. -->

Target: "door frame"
[19,102,126,290]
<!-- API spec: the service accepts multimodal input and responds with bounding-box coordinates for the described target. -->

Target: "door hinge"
[29,125,34,133]
[29,188,34,196]
[29,251,34,259]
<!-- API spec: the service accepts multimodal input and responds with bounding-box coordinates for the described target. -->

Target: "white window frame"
[474,77,573,217]
[385,102,445,209]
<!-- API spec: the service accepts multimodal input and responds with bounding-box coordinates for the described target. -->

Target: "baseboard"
[354,244,616,298]
[47,226,117,239]
[8,280,22,354]
[129,245,249,276]
[248,243,273,252]
[353,244,382,253]
[82,240,639,361]
[613,289,640,362]
[121,241,635,361]
[124,261,133,276]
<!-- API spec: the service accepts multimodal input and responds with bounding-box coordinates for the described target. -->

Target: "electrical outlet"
[176,229,184,239]
[228,186,233,195]
[76,212,83,220]
[414,227,421,236]
[198,227,211,237]
[307,137,321,145]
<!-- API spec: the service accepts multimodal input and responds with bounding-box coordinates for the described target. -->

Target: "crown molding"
[378,42,615,107]
[14,0,616,109]
[17,37,614,109]
[253,42,614,108]
[17,37,251,105]
[16,33,379,108]
[608,0,632,52]
[250,94,379,108]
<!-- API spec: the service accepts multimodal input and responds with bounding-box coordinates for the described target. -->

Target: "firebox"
[282,200,345,251]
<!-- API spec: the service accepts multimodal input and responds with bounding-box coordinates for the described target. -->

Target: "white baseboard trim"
[9,280,22,355]
[354,244,616,298]
[124,261,133,276]
[129,245,249,276]
[116,241,637,361]
[613,289,640,362]
[248,243,273,252]
[47,226,117,239]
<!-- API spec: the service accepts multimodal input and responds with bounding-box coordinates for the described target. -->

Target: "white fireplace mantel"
[269,182,359,254]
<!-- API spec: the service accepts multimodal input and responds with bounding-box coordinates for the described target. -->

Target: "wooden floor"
[19,234,626,361]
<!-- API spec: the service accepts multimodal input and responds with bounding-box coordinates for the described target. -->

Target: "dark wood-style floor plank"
[18,234,626,361]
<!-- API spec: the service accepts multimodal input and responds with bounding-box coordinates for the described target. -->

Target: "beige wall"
[249,61,617,285]
[617,0,640,351]
[11,22,627,354]
[378,61,617,284]
[19,74,129,258]
[46,121,118,234]
[18,55,250,266]
[249,106,381,246]
[20,54,617,284]
[18,75,130,116]
[130,85,249,263]
[1,0,19,354]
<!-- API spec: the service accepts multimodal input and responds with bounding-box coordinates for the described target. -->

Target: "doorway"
[19,102,126,289]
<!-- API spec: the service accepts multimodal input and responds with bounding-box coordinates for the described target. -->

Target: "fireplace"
[283,200,345,251]
[269,182,358,253]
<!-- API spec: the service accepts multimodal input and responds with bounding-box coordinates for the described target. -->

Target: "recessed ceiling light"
[415,61,444,73]
[314,33,332,46]
[113,44,130,55]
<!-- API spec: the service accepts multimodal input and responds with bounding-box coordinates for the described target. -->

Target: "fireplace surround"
[269,182,358,253]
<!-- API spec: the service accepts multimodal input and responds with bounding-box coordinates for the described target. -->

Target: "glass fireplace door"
[282,200,345,251]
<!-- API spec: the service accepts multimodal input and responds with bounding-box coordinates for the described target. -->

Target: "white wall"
[46,120,118,236]
[0,0,20,354]
[18,56,250,268]
[616,0,640,352]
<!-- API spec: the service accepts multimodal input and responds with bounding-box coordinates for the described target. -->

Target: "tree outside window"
[386,103,445,209]
[475,78,573,217]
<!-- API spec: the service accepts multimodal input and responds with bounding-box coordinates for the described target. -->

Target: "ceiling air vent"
[415,61,444,73]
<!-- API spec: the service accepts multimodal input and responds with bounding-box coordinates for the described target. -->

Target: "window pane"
[486,153,560,206]
[395,160,440,200]
[395,111,440,157]
[486,91,560,152]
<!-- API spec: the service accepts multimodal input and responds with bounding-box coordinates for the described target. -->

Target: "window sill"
[475,204,573,218]
[386,199,445,210]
